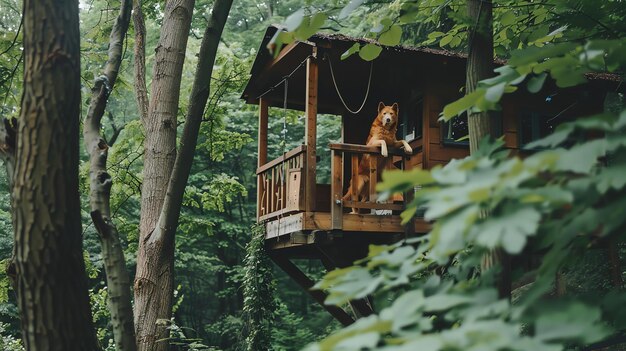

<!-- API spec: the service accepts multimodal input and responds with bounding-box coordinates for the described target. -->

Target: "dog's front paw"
[381,148,388,157]
[404,145,413,154]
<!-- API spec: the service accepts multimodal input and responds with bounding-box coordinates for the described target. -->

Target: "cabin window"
[398,96,423,141]
[518,111,556,148]
[441,112,502,146]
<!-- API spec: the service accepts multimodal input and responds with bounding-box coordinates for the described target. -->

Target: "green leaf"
[555,139,606,173]
[500,11,516,26]
[295,13,328,40]
[284,8,304,31]
[508,42,578,66]
[527,72,547,93]
[485,82,506,102]
[441,90,484,120]
[379,24,402,46]
[341,43,360,60]
[472,206,541,254]
[439,35,453,47]
[339,0,365,20]
[423,294,472,312]
[535,303,610,344]
[359,43,383,61]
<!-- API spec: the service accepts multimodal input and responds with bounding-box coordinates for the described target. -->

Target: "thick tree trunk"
[83,0,136,350]
[152,0,233,252]
[134,1,195,350]
[134,0,233,349]
[13,0,100,349]
[466,0,511,299]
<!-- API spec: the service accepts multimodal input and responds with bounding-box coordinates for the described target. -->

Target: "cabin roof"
[241,25,622,114]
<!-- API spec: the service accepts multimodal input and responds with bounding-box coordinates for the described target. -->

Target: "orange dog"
[342,102,412,213]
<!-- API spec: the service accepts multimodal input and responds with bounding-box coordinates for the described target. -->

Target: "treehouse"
[241,25,621,324]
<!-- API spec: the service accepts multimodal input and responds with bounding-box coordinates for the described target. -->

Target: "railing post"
[351,154,359,204]
[331,149,343,230]
[403,156,415,236]
[305,48,318,213]
[257,98,269,220]
[369,154,378,214]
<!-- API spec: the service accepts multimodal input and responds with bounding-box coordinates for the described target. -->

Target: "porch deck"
[265,211,431,239]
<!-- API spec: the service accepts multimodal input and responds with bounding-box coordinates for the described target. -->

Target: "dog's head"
[377,102,399,129]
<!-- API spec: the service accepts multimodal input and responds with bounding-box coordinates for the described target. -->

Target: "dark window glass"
[519,111,557,148]
[398,96,423,141]
[441,111,502,146]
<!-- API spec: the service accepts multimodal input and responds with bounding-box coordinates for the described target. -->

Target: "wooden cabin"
[241,25,620,324]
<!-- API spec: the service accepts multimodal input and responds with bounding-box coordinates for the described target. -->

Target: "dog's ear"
[391,102,399,114]
[378,102,385,113]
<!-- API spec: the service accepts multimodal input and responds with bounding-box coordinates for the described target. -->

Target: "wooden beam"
[342,201,403,211]
[315,245,374,318]
[330,143,417,156]
[271,255,354,326]
[331,150,343,230]
[257,98,269,220]
[265,211,431,238]
[422,94,431,169]
[305,50,318,212]
[258,98,269,167]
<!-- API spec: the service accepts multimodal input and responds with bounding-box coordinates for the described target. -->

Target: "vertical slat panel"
[305,50,318,212]
[331,150,343,230]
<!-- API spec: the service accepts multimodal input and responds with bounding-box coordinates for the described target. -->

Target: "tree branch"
[82,0,136,348]
[133,0,149,122]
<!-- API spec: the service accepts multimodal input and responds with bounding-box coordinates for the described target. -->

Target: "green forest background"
[1,0,625,350]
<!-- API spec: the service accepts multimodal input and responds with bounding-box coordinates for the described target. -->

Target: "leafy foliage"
[303,33,626,350]
[242,223,277,351]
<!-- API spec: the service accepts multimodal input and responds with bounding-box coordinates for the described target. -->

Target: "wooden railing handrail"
[256,145,307,175]
[329,143,421,156]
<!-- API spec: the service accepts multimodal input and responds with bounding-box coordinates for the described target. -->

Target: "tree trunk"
[83,0,136,349]
[134,1,195,350]
[466,0,511,299]
[133,0,233,349]
[13,0,100,349]
[466,0,493,154]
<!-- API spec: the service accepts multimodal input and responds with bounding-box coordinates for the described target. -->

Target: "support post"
[403,156,415,236]
[369,155,378,214]
[271,255,354,326]
[305,49,318,212]
[331,149,343,230]
[257,98,269,220]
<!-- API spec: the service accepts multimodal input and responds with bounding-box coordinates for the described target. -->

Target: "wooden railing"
[256,145,307,221]
[330,143,418,230]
